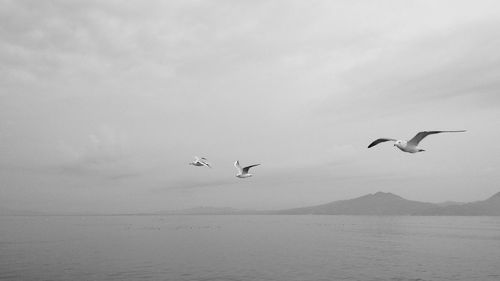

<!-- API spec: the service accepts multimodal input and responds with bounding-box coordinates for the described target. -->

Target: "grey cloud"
[334,21,500,110]
[2,1,500,212]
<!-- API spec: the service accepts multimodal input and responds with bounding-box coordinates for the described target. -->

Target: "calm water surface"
[1,215,499,281]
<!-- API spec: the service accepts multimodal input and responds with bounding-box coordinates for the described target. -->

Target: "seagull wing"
[367,138,396,148]
[242,164,260,174]
[198,157,210,167]
[408,130,466,146]
[234,161,243,173]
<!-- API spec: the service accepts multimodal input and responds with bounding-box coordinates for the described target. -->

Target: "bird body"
[237,173,253,178]
[368,130,465,153]
[189,156,211,168]
[394,140,424,153]
[234,160,260,178]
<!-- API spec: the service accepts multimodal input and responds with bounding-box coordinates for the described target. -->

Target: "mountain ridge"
[3,192,499,216]
[165,191,500,216]
[269,191,436,215]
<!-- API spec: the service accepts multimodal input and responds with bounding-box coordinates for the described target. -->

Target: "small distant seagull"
[189,156,211,168]
[234,160,260,178]
[368,130,466,153]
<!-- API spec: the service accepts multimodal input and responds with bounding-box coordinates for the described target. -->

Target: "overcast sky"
[1,0,500,213]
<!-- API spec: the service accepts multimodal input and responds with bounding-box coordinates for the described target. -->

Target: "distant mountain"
[161,192,500,216]
[10,192,493,216]
[270,192,436,215]
[435,201,466,207]
[418,192,500,216]
[271,191,500,216]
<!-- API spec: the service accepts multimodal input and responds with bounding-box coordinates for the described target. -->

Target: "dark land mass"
[166,191,500,216]
[3,192,500,216]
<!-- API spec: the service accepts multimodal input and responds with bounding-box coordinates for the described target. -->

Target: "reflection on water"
[1,215,500,281]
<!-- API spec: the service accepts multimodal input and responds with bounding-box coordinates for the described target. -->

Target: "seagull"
[234,160,260,178]
[189,156,211,168]
[368,130,466,153]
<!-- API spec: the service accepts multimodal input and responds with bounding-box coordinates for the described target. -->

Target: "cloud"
[55,125,140,180]
[0,0,182,89]
[2,1,500,212]
[327,20,500,115]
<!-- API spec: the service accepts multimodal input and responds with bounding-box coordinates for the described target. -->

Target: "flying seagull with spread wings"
[234,160,260,178]
[189,156,211,168]
[368,130,466,153]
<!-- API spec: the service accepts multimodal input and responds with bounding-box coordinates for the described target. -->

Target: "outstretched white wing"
[408,130,466,146]
[234,161,243,173]
[200,159,211,168]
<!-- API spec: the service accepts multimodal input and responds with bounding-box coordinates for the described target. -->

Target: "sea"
[1,215,499,281]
